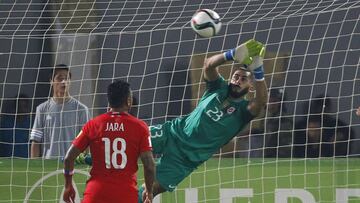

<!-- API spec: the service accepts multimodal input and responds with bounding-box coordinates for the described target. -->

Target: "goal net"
[0,0,359,202]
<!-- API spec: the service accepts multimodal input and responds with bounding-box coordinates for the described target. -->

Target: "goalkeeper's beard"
[228,83,249,99]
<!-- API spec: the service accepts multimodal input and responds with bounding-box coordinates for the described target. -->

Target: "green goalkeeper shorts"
[150,123,198,192]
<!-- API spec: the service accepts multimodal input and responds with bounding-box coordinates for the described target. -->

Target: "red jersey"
[72,111,151,203]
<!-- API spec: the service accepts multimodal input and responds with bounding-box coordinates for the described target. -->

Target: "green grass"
[0,158,360,203]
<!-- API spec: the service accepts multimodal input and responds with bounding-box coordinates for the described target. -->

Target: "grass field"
[0,158,359,203]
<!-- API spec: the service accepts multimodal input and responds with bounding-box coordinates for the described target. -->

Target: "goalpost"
[0,0,359,202]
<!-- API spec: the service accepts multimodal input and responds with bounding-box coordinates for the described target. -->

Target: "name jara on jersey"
[105,122,125,132]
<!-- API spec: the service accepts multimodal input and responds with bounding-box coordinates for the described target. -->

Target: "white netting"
[0,0,359,202]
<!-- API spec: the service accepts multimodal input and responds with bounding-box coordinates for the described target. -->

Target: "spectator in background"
[223,88,293,158]
[309,94,332,115]
[293,115,351,157]
[293,94,354,157]
[356,106,360,116]
[30,64,91,159]
[264,88,293,157]
[294,94,332,126]
[0,94,32,158]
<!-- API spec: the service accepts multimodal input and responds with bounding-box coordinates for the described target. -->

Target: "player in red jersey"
[63,80,155,203]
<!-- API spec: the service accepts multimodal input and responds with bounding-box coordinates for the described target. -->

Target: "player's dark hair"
[107,80,131,108]
[232,63,251,76]
[50,64,71,80]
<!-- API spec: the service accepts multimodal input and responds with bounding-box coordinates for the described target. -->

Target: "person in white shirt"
[30,64,90,159]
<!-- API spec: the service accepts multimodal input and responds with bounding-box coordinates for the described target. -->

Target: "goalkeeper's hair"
[107,80,131,108]
[50,64,72,80]
[232,63,251,77]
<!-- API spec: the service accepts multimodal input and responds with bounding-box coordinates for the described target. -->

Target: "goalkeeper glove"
[75,153,92,166]
[223,39,263,65]
[246,46,266,81]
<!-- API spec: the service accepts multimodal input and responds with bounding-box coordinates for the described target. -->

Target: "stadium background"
[1,1,359,143]
[0,0,360,202]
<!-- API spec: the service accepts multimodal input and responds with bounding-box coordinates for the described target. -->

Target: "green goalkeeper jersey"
[169,76,254,164]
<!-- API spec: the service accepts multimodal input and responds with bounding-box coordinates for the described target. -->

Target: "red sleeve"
[72,121,91,151]
[139,121,152,153]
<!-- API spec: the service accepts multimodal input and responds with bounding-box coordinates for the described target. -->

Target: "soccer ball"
[190,9,222,38]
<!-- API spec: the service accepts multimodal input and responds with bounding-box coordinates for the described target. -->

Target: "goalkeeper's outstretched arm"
[203,53,226,81]
[246,46,268,116]
[204,39,263,82]
[248,77,268,116]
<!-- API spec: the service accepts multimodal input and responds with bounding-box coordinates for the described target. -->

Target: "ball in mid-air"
[190,9,222,38]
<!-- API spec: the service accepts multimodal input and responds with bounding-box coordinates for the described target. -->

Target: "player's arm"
[30,141,41,158]
[63,145,82,203]
[64,145,82,174]
[248,80,268,116]
[247,46,268,116]
[63,122,90,202]
[203,53,226,81]
[204,39,263,82]
[29,106,44,158]
[140,151,155,202]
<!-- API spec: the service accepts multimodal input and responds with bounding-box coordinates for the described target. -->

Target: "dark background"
[0,0,359,153]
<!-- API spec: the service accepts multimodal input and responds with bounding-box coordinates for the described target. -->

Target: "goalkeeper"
[139,39,268,201]
[79,39,268,202]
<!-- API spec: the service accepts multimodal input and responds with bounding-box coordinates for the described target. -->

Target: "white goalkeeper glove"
[246,46,266,81]
[223,39,263,65]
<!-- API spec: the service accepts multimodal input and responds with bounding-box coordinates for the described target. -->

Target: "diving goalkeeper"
[79,39,268,202]
[138,39,268,201]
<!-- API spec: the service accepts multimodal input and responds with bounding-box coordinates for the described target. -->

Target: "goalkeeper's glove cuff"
[84,155,92,166]
[223,48,235,61]
[253,66,265,81]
